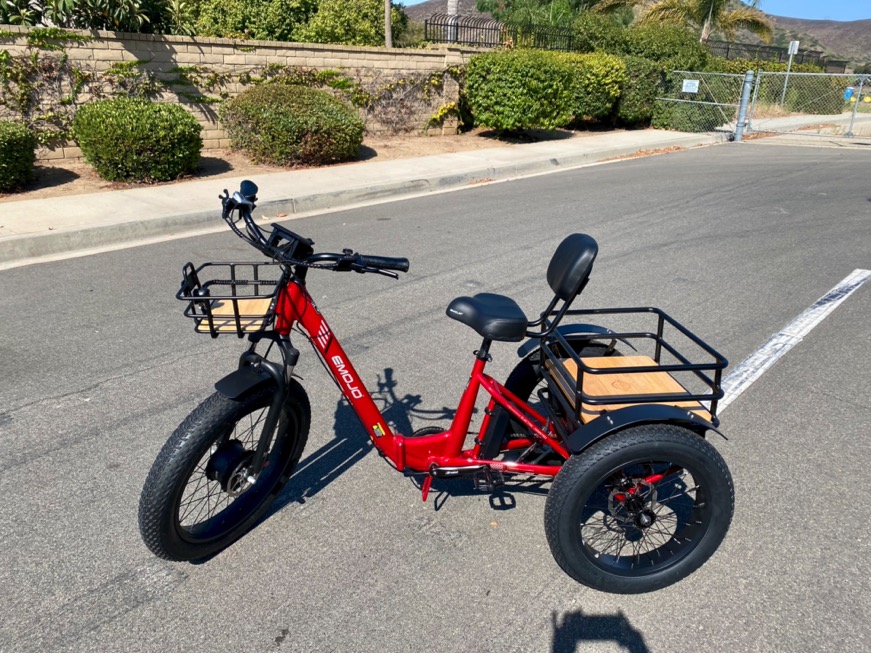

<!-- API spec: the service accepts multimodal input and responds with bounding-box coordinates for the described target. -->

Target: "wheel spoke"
[568,446,726,580]
[656,484,700,504]
[175,407,274,530]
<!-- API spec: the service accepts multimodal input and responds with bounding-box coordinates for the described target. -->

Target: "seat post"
[475,338,493,361]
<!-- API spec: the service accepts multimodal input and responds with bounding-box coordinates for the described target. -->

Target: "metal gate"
[656,71,745,134]
[746,73,871,139]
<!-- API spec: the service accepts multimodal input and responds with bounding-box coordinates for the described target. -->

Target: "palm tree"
[641,0,772,43]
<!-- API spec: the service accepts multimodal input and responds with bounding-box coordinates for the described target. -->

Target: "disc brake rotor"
[608,479,657,525]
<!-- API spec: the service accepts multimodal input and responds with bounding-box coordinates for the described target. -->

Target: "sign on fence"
[682,79,700,94]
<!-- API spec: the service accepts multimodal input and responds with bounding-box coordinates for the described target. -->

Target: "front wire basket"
[177,262,285,338]
[538,307,728,438]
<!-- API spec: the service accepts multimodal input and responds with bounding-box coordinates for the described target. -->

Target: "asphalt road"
[1,143,869,653]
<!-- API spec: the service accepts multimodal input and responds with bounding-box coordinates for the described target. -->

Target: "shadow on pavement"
[266,367,456,516]
[552,609,650,653]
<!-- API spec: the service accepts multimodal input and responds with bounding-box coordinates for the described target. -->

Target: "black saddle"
[446,293,528,342]
[445,234,598,342]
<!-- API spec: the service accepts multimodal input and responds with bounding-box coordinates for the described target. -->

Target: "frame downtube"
[280,283,402,467]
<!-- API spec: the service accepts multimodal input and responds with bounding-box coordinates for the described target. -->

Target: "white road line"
[717,268,871,413]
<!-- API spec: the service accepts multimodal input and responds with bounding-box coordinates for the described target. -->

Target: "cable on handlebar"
[220,183,407,276]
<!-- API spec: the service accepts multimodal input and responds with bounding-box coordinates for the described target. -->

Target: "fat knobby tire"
[544,424,734,594]
[138,381,310,561]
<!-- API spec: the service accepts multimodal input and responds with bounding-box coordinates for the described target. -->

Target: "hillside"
[403,1,491,23]
[764,15,871,64]
[402,2,871,64]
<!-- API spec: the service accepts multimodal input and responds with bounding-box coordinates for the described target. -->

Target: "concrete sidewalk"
[0,129,727,269]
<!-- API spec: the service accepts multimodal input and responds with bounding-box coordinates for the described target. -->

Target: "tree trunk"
[385,0,393,47]
[700,0,715,43]
[700,17,712,43]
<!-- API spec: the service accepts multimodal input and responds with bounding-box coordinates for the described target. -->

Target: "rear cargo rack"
[536,307,727,438]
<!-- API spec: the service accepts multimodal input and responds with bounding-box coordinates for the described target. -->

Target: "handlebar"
[359,255,410,273]
[220,182,409,277]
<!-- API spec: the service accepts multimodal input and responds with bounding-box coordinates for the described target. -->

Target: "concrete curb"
[0,131,727,268]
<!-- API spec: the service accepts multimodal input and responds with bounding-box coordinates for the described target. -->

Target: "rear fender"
[516,323,636,359]
[565,404,724,455]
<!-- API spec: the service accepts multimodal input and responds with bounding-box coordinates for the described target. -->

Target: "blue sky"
[400,1,870,22]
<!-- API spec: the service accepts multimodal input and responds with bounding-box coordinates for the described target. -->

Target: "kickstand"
[421,475,433,502]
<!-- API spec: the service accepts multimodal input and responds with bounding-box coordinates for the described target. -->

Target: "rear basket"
[176,262,284,338]
[537,307,727,436]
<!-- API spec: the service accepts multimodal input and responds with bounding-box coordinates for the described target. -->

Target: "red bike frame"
[274,279,568,482]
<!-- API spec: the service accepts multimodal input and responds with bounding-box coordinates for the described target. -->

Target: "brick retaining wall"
[0,26,481,161]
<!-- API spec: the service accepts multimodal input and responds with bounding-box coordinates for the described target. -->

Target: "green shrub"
[293,0,407,46]
[73,99,202,182]
[614,56,666,126]
[220,84,364,166]
[705,56,823,75]
[0,121,37,193]
[624,24,709,71]
[196,0,317,41]
[651,101,723,133]
[572,12,627,53]
[465,51,575,131]
[560,52,626,120]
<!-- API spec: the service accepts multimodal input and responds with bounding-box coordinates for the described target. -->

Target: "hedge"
[705,56,824,75]
[560,52,627,121]
[623,24,710,72]
[572,12,627,54]
[220,84,364,165]
[0,121,37,193]
[465,50,576,131]
[73,99,202,182]
[614,56,667,126]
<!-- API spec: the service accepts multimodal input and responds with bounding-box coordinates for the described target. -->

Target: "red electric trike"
[139,181,734,594]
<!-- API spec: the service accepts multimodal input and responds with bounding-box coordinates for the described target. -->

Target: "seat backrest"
[546,233,599,301]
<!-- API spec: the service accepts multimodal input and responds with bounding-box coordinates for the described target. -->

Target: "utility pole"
[385,0,393,48]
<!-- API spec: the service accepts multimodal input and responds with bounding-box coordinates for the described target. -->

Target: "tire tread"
[544,424,733,593]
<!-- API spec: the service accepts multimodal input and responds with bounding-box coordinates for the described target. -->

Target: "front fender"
[565,404,724,455]
[214,366,273,400]
[516,323,635,359]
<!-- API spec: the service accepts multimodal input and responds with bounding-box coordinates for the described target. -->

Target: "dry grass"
[749,102,794,119]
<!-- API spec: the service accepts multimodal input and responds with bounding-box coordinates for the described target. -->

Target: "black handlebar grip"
[359,255,410,273]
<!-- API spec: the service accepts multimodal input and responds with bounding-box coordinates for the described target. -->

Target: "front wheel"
[138,380,310,561]
[544,424,733,594]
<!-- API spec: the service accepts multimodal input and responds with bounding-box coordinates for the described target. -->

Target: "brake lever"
[347,261,399,279]
[220,189,235,220]
[363,267,399,279]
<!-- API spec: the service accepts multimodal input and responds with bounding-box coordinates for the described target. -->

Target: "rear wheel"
[138,380,310,561]
[544,424,734,594]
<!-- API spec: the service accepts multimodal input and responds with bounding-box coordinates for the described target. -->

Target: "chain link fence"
[654,71,745,134]
[747,73,871,139]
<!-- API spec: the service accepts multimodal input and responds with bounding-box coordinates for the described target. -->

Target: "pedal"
[472,468,505,493]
